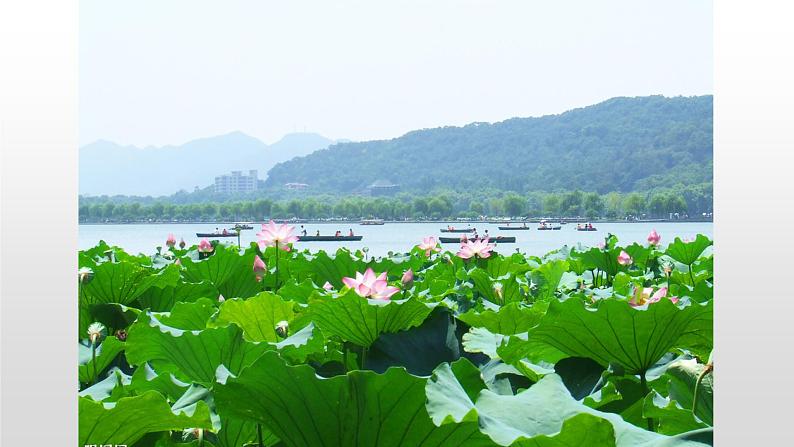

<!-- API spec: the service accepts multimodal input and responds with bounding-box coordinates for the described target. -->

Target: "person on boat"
[222,228,228,235]
[315,230,320,236]
[301,226,307,236]
[448,225,453,231]
[484,229,489,238]
[348,229,354,237]
[215,227,220,234]
[335,230,341,237]
[522,222,528,228]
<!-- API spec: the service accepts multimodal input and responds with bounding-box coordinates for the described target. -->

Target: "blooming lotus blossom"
[198,239,213,253]
[166,233,177,247]
[253,255,267,282]
[323,281,334,290]
[342,267,400,300]
[457,238,495,259]
[630,286,675,307]
[417,236,441,256]
[257,220,298,251]
[401,269,414,287]
[179,238,186,249]
[617,250,632,266]
[647,229,661,246]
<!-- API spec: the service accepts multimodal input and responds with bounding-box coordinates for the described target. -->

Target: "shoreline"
[79,218,713,226]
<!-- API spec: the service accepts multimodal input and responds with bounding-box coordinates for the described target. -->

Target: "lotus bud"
[275,320,289,338]
[198,238,214,253]
[647,229,661,246]
[617,250,633,266]
[166,233,177,247]
[87,322,107,345]
[115,329,127,342]
[218,294,225,302]
[401,269,414,289]
[253,255,267,282]
[78,267,94,285]
[179,238,186,249]
[323,281,334,290]
[174,258,182,266]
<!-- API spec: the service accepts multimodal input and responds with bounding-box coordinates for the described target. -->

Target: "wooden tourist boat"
[439,236,516,243]
[297,235,364,241]
[440,228,475,233]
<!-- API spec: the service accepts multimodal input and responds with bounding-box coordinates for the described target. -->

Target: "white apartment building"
[214,170,258,194]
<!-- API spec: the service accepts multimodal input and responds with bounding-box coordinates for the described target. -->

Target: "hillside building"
[368,179,400,196]
[214,170,258,194]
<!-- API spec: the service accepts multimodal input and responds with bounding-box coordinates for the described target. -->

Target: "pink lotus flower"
[630,286,675,307]
[617,250,632,266]
[417,236,441,256]
[647,229,661,246]
[174,258,182,266]
[323,281,334,290]
[179,238,186,249]
[166,233,176,247]
[198,239,213,253]
[253,255,267,282]
[257,220,299,251]
[457,238,495,259]
[401,269,414,288]
[341,267,400,300]
[597,242,606,249]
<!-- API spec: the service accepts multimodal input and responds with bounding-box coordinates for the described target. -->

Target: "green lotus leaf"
[665,235,713,266]
[365,308,468,375]
[154,298,218,330]
[458,302,547,335]
[138,280,218,312]
[470,268,524,304]
[665,359,713,425]
[79,391,212,447]
[214,351,494,447]
[308,290,433,347]
[426,359,709,446]
[529,260,569,300]
[128,364,191,403]
[125,312,269,386]
[79,336,126,384]
[211,292,297,343]
[522,298,713,374]
[643,391,708,435]
[181,244,261,299]
[289,249,363,289]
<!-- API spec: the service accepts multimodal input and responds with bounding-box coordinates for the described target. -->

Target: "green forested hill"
[264,95,712,194]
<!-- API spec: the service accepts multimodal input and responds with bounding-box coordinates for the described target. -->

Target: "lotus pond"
[78,229,713,446]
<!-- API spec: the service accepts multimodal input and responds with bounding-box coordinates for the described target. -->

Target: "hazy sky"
[80,0,712,147]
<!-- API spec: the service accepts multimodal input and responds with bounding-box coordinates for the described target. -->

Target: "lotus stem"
[91,342,98,384]
[640,372,655,432]
[257,423,264,447]
[692,363,713,416]
[688,264,695,286]
[360,347,368,370]
[274,242,280,290]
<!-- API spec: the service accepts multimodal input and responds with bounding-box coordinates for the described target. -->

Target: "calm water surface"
[80,222,713,258]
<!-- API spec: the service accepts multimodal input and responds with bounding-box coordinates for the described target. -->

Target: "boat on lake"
[576,223,598,231]
[537,219,561,230]
[440,227,475,233]
[360,219,385,225]
[497,225,530,230]
[196,232,239,238]
[297,235,364,241]
[439,236,516,243]
[232,222,254,230]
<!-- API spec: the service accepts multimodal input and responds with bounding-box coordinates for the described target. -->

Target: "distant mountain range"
[265,95,712,194]
[79,132,340,196]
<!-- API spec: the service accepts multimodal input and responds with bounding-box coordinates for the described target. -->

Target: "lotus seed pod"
[87,322,107,345]
[275,320,289,338]
[78,267,94,285]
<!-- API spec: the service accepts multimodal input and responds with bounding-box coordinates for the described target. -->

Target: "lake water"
[79,222,713,258]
